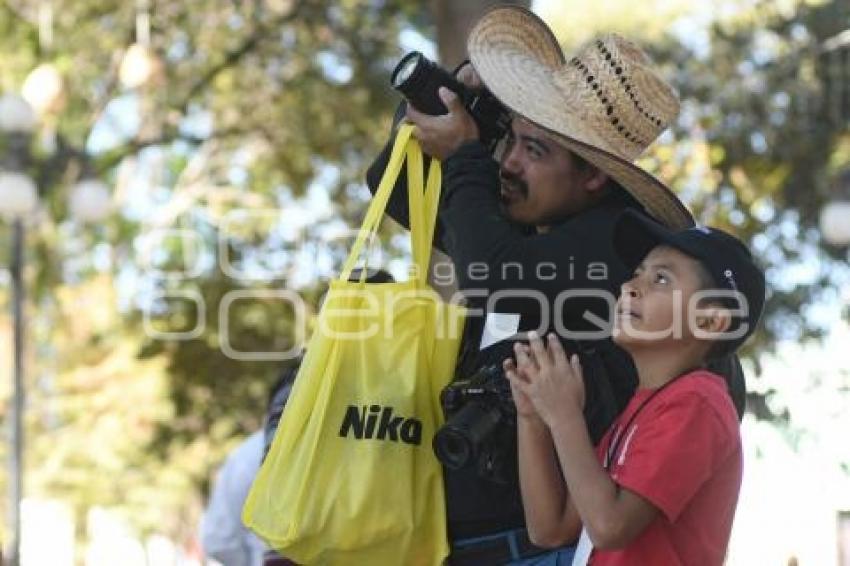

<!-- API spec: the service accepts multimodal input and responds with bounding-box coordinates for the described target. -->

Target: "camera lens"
[391,50,465,116]
[433,428,473,470]
[391,52,424,89]
[433,401,502,470]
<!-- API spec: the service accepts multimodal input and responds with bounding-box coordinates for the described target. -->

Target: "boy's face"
[613,245,707,350]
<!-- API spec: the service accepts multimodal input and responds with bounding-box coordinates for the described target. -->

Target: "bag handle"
[405,139,442,283]
[340,124,442,286]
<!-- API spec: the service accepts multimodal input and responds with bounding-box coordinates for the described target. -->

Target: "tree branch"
[94,125,254,175]
[74,0,311,180]
[176,0,309,116]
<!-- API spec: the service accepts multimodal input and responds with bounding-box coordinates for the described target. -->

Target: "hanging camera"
[433,364,517,484]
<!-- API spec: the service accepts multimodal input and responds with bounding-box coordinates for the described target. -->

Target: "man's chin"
[496,197,538,227]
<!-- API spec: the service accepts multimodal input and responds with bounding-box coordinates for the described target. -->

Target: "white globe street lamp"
[22,63,66,117]
[0,94,37,134]
[820,169,850,248]
[119,43,164,90]
[2,68,111,566]
[0,172,39,220]
[69,178,112,223]
[0,93,39,220]
[819,201,850,247]
[0,90,37,566]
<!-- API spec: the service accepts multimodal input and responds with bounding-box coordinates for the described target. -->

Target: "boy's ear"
[695,307,732,336]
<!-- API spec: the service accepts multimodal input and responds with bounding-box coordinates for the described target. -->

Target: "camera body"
[391,51,511,152]
[433,365,517,484]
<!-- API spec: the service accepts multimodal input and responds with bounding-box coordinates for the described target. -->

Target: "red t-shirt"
[589,370,742,566]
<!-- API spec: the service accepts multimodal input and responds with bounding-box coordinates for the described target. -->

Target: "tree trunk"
[427,0,530,301]
[432,0,531,67]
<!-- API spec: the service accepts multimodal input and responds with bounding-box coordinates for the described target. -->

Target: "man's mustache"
[499,171,528,197]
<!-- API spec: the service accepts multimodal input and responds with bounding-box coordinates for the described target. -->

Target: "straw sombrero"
[467,6,694,229]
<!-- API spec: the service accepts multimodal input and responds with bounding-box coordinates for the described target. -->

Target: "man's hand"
[508,332,586,427]
[455,62,484,91]
[405,87,479,161]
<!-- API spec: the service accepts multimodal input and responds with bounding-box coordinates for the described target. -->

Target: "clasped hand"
[503,332,586,427]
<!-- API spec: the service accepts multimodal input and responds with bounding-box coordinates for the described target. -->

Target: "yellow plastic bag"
[243,124,465,565]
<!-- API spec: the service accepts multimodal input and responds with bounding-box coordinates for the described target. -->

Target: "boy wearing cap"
[505,210,765,565]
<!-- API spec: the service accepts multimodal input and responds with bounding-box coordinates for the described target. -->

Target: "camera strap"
[603,370,693,470]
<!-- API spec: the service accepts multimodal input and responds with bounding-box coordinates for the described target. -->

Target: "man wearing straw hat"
[366,6,694,564]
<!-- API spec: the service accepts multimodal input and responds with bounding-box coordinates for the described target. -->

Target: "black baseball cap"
[613,210,766,357]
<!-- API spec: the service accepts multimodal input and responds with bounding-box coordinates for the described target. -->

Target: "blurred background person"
[200,429,266,566]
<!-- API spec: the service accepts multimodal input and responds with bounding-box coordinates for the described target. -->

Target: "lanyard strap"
[603,371,692,470]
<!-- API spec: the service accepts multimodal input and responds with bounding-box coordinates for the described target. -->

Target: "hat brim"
[468,6,694,230]
[614,209,711,270]
[613,209,674,270]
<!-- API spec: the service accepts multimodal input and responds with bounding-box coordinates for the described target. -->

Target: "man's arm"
[365,59,481,232]
[439,141,523,283]
[440,142,625,298]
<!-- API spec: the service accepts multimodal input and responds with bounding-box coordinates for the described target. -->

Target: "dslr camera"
[433,365,517,484]
[391,51,512,152]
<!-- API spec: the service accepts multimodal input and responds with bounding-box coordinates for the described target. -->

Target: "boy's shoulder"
[655,369,740,433]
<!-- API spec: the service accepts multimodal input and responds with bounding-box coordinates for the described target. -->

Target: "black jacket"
[366,118,641,540]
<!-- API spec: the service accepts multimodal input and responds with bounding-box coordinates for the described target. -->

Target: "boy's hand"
[509,332,586,427]
[405,87,479,160]
[503,357,540,421]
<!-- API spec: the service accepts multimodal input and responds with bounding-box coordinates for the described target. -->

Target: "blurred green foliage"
[0,0,848,549]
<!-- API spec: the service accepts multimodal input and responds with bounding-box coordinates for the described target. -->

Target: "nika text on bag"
[339,404,423,445]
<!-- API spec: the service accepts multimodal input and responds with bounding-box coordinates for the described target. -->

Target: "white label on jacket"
[479,312,521,350]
